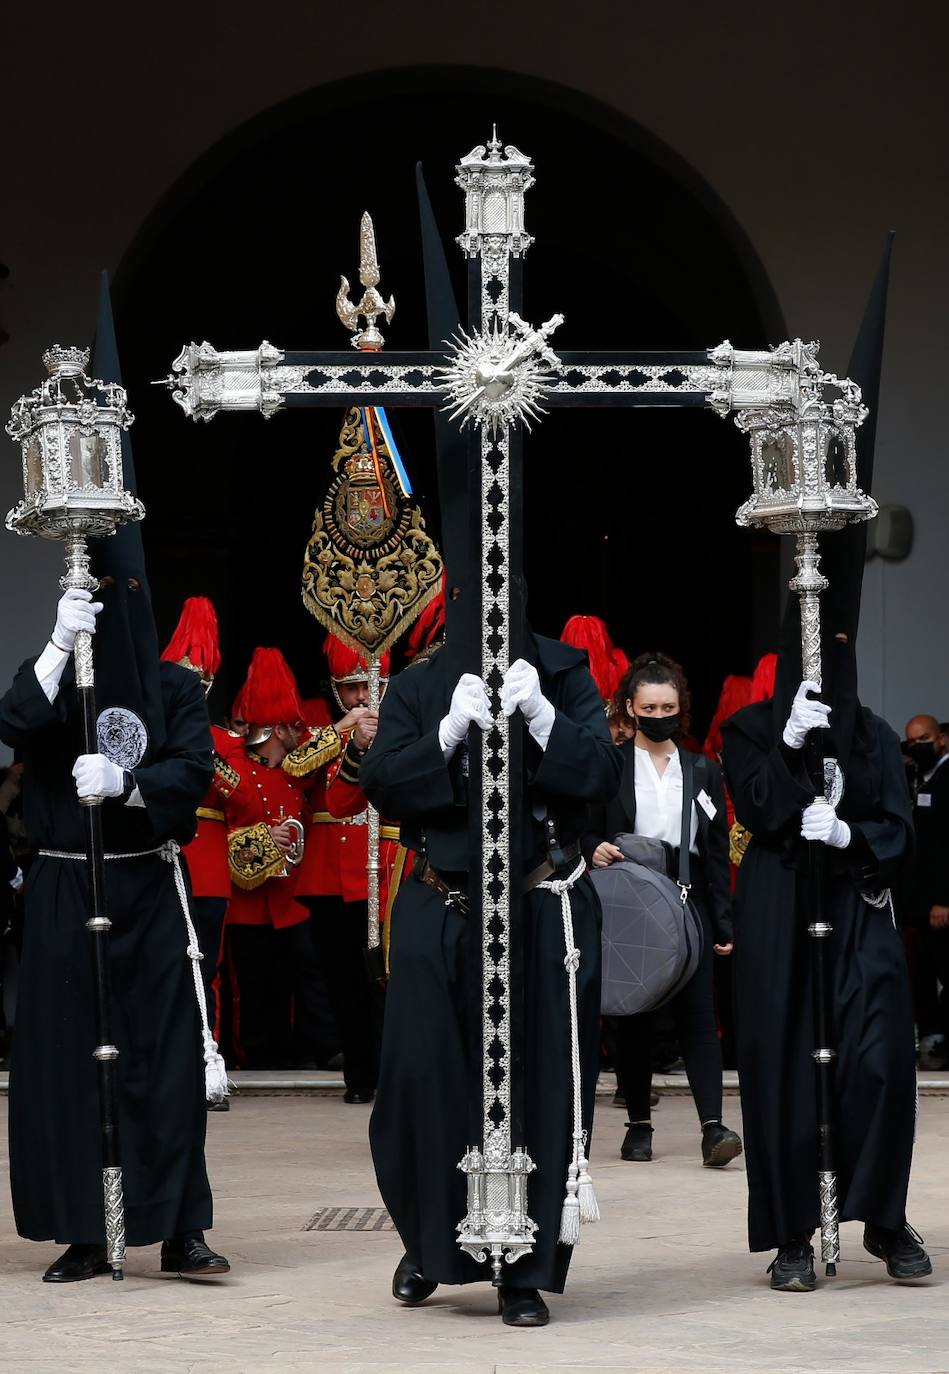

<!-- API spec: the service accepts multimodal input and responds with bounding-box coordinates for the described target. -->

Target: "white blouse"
[633,745,699,855]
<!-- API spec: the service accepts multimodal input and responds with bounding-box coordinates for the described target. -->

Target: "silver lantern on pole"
[5,343,143,1281]
[733,338,874,1278]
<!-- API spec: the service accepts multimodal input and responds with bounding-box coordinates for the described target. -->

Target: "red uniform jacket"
[182,725,241,899]
[222,725,341,930]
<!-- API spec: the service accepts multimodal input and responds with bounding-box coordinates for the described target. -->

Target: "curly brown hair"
[611,650,691,739]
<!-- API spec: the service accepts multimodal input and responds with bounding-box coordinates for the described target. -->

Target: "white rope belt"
[862,886,896,929]
[38,840,228,1104]
[538,857,599,1245]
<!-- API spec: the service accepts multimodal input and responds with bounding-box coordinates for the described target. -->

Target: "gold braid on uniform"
[729,821,752,868]
[337,737,364,786]
[282,725,341,778]
[228,823,286,889]
[212,752,241,798]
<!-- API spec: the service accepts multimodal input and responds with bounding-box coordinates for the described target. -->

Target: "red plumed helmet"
[161,596,221,677]
[406,574,447,659]
[749,652,778,703]
[560,614,628,702]
[323,635,391,682]
[703,673,753,759]
[239,647,305,727]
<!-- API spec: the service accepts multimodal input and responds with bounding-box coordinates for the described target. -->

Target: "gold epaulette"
[212,751,241,798]
[282,725,341,778]
[227,822,286,889]
[729,821,752,868]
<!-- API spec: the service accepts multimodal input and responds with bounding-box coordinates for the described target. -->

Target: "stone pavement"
[1,1091,947,1374]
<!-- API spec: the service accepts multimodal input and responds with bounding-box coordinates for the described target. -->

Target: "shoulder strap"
[678,748,693,895]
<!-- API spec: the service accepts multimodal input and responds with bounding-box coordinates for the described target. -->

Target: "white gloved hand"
[52,588,103,652]
[801,799,851,849]
[9,868,23,893]
[438,674,494,756]
[72,753,125,801]
[782,680,831,749]
[500,658,556,748]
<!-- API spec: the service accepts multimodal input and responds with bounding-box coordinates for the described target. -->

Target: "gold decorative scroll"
[302,407,442,657]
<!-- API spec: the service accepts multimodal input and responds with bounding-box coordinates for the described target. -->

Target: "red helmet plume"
[560,614,628,702]
[161,596,221,677]
[703,673,754,760]
[406,574,447,659]
[239,647,304,727]
[749,652,778,703]
[323,635,391,682]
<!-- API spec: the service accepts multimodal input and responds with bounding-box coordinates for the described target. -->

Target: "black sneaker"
[863,1223,933,1280]
[701,1121,743,1168]
[768,1237,817,1292]
[620,1122,653,1161]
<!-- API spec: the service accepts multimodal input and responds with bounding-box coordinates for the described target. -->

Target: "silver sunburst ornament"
[438,311,564,432]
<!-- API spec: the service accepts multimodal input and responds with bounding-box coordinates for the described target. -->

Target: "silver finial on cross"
[336,212,396,352]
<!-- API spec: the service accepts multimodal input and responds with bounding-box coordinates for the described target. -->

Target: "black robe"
[722,702,916,1252]
[360,637,621,1292]
[0,657,214,1247]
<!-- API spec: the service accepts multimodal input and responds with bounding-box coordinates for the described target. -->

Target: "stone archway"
[114,65,786,731]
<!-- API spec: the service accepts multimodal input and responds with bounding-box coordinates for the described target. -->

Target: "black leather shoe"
[160,1235,230,1278]
[392,1254,437,1304]
[344,1089,374,1104]
[43,1243,111,1283]
[702,1121,743,1168]
[768,1237,816,1292]
[498,1286,550,1326]
[621,1122,653,1161]
[864,1222,933,1280]
[208,1097,230,1112]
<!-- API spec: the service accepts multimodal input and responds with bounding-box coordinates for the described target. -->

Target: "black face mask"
[906,741,939,774]
[636,714,680,743]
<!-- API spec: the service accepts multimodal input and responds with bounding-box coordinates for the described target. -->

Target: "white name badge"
[697,788,717,820]
[918,793,933,808]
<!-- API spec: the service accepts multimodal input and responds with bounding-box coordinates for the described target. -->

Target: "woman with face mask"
[583,652,742,1168]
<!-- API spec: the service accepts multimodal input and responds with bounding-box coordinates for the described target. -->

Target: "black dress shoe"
[343,1088,374,1104]
[392,1254,437,1304]
[497,1286,549,1327]
[208,1097,230,1112]
[160,1235,230,1278]
[864,1222,933,1280]
[701,1121,743,1168]
[43,1243,111,1283]
[767,1237,816,1292]
[621,1122,653,1161]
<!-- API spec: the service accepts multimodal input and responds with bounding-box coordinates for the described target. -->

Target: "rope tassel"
[540,859,600,1245]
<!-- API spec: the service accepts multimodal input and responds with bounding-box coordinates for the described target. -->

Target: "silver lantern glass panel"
[5,345,143,541]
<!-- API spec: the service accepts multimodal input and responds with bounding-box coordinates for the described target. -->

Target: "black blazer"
[908,757,949,919]
[583,741,733,944]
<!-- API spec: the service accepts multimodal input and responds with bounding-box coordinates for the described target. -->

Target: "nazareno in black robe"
[0,656,214,1247]
[360,635,622,1293]
[722,639,916,1254]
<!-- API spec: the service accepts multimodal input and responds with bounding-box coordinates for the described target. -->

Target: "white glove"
[438,674,494,757]
[500,658,556,749]
[782,680,831,749]
[9,868,23,893]
[72,753,125,801]
[801,799,851,849]
[52,588,103,652]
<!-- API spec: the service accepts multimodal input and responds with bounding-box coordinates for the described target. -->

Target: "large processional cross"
[162,130,873,1279]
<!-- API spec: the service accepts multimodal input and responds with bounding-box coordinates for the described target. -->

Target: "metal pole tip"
[112,1267,124,1281]
[825,1261,837,1278]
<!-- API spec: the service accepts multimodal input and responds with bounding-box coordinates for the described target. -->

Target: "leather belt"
[415,839,583,916]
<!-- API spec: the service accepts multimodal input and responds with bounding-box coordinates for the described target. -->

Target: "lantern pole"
[6,345,144,1281]
[735,349,873,1277]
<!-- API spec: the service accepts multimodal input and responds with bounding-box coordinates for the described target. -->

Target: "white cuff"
[438,717,458,760]
[34,641,71,704]
[527,698,556,751]
[782,724,803,749]
[125,785,145,809]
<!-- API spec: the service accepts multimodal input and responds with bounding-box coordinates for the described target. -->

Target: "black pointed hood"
[416,164,472,669]
[88,270,166,759]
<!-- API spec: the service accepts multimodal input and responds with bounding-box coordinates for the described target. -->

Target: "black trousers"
[228,921,340,1068]
[920,925,949,1043]
[303,896,384,1095]
[615,891,724,1126]
[191,897,227,1038]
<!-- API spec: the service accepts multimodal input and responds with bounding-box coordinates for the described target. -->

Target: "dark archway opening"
[115,65,784,734]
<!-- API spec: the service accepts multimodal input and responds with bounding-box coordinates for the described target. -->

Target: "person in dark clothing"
[584,652,742,1168]
[722,624,930,1292]
[903,714,949,1060]
[359,636,622,1327]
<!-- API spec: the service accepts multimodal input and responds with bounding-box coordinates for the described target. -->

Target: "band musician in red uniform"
[222,647,341,1068]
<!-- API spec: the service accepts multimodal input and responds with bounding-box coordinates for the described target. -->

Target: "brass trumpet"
[276,808,306,873]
